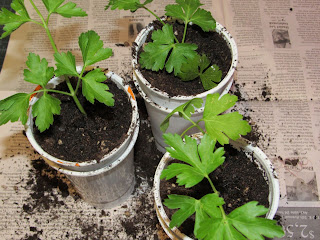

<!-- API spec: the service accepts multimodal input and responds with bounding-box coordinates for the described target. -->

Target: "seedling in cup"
[106,0,223,90]
[0,0,114,132]
[159,93,285,239]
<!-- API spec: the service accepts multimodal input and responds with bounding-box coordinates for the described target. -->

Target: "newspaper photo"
[0,0,319,239]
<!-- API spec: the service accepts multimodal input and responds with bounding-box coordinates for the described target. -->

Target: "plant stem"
[46,13,52,26]
[180,112,205,134]
[180,119,203,137]
[180,125,195,138]
[29,0,87,115]
[66,78,87,115]
[182,21,188,43]
[75,67,86,94]
[29,0,58,53]
[206,176,227,219]
[29,19,44,27]
[143,7,165,25]
[206,176,218,194]
[32,89,73,97]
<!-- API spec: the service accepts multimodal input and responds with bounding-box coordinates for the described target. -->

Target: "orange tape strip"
[29,85,42,101]
[127,86,135,100]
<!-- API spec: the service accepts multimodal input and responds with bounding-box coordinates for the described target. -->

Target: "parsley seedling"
[159,93,285,239]
[161,93,252,145]
[0,0,114,132]
[106,0,223,90]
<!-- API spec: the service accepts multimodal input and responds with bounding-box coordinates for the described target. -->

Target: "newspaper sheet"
[0,0,319,239]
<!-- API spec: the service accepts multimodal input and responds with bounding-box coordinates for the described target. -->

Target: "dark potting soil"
[33,77,132,163]
[136,19,232,97]
[23,158,80,215]
[160,143,270,238]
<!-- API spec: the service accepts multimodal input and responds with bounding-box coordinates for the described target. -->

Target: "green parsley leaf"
[196,201,285,240]
[166,43,198,74]
[160,97,203,132]
[177,54,202,81]
[42,0,87,18]
[32,93,61,132]
[139,24,174,71]
[188,7,216,31]
[200,64,222,90]
[198,132,225,174]
[0,93,30,125]
[42,0,64,13]
[203,93,251,145]
[166,0,201,22]
[0,0,31,39]
[161,133,225,188]
[164,193,224,231]
[164,195,197,228]
[55,2,87,18]
[23,53,54,87]
[178,54,222,90]
[79,30,113,67]
[139,24,197,75]
[54,51,78,77]
[81,68,114,106]
[105,0,152,12]
[196,218,246,240]
[165,0,216,32]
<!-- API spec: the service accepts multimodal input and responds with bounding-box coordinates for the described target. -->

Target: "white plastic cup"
[25,70,140,208]
[132,22,238,110]
[26,70,139,172]
[133,73,233,153]
[46,118,139,208]
[132,21,237,152]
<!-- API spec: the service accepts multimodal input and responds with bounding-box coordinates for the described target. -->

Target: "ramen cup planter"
[153,134,282,240]
[25,71,140,208]
[132,20,238,153]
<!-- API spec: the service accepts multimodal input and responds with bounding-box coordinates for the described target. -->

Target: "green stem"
[206,176,227,219]
[180,120,203,137]
[32,89,73,97]
[143,6,165,25]
[65,78,87,115]
[29,19,44,27]
[207,176,218,194]
[46,12,52,25]
[75,67,86,94]
[29,0,58,53]
[180,125,196,138]
[28,0,87,115]
[46,89,72,96]
[182,21,188,43]
[180,112,205,134]
[29,0,87,114]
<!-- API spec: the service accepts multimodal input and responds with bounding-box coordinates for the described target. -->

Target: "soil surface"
[136,19,232,97]
[160,143,270,238]
[33,77,132,163]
